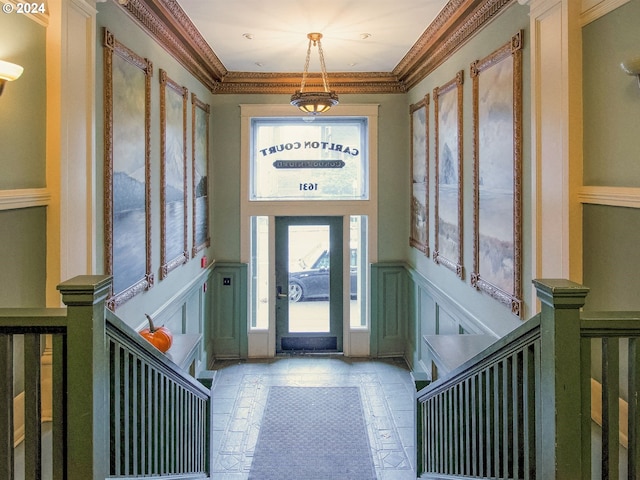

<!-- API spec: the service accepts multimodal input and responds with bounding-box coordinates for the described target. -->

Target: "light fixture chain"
[300,37,313,93]
[316,39,331,93]
[291,32,339,114]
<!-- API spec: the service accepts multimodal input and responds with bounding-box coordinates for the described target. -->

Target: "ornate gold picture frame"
[471,31,524,317]
[191,93,211,257]
[433,71,464,278]
[410,94,429,255]
[159,69,189,278]
[103,29,153,309]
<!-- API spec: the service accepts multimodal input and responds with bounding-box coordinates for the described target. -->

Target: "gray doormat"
[249,386,377,480]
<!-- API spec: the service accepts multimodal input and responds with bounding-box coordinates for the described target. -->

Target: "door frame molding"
[240,104,379,358]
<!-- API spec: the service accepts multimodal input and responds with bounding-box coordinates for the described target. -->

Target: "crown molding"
[396,0,513,90]
[118,0,514,95]
[116,0,223,91]
[215,71,406,95]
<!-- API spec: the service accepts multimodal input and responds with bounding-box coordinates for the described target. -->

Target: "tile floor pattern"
[210,356,417,479]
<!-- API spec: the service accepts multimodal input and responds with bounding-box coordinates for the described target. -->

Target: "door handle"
[276,285,288,299]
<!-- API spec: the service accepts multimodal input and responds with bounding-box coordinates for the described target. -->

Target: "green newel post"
[57,275,112,480]
[533,279,590,479]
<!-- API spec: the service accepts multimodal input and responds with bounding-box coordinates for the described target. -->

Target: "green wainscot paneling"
[370,263,409,357]
[211,263,248,358]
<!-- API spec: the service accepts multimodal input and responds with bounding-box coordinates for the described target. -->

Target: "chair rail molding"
[578,185,640,209]
[0,188,51,211]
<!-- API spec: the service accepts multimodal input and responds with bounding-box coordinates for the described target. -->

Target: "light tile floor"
[210,356,417,479]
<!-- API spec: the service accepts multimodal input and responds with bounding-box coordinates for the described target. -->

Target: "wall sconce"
[0,60,24,96]
[620,57,640,88]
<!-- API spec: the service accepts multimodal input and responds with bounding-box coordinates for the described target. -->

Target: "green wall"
[0,11,47,309]
[95,2,216,329]
[584,204,640,310]
[582,0,640,310]
[0,207,46,307]
[209,93,409,263]
[404,3,530,337]
[583,0,640,187]
[0,12,46,190]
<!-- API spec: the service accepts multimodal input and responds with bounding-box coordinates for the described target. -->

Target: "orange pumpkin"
[140,314,173,353]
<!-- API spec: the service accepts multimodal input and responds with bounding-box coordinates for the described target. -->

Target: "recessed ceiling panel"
[177,0,447,73]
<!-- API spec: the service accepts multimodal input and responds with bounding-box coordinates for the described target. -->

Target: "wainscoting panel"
[211,263,248,358]
[144,265,214,371]
[370,263,408,357]
[405,265,498,379]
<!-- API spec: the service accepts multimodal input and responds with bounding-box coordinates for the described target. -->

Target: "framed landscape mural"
[103,29,153,309]
[433,71,464,278]
[159,69,189,279]
[191,93,210,257]
[470,31,524,317]
[410,95,429,255]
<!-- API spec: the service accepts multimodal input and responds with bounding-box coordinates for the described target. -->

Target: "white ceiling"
[177,0,448,74]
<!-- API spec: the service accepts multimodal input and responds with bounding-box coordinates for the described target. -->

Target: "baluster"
[132,356,139,475]
[602,337,620,480]
[152,368,159,474]
[188,392,193,471]
[172,380,177,473]
[140,362,148,475]
[512,349,522,479]
[0,333,14,480]
[112,341,121,475]
[430,398,436,472]
[478,369,486,476]
[438,392,444,472]
[160,374,167,474]
[503,356,512,478]
[452,383,458,473]
[459,381,465,474]
[529,340,540,480]
[463,377,471,475]
[485,367,493,477]
[447,387,453,474]
[51,334,65,480]
[629,337,640,478]
[493,362,501,478]
[471,374,479,476]
[124,349,132,474]
[24,333,42,480]
[178,386,184,472]
[580,336,592,480]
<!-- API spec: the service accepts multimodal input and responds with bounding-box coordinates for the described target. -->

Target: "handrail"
[105,310,211,478]
[581,311,640,336]
[0,276,211,480]
[416,279,640,479]
[105,310,209,396]
[416,314,541,478]
[417,314,541,399]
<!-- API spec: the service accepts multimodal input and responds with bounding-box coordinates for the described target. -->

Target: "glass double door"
[275,216,343,353]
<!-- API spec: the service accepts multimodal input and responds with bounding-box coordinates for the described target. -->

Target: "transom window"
[250,117,369,201]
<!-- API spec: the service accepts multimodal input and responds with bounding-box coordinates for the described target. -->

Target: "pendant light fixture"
[290,33,339,115]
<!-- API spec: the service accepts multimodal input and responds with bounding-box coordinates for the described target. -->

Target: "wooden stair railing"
[0,275,212,480]
[416,279,640,479]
